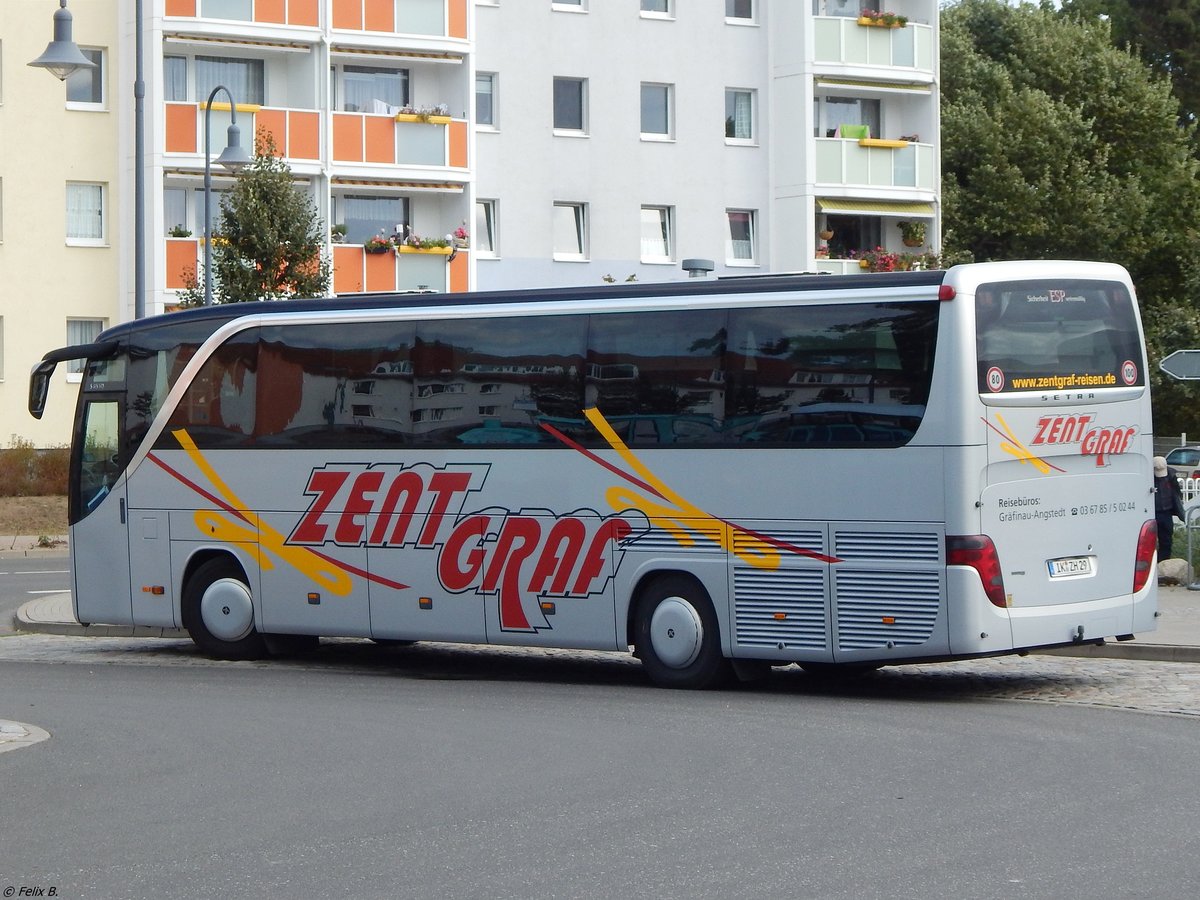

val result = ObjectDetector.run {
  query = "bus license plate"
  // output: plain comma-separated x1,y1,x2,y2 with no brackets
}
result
1048,556,1093,578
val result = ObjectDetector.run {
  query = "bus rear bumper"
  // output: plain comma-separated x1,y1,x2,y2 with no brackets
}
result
1008,586,1155,650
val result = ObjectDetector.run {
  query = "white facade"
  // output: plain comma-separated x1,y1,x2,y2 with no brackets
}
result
0,0,940,444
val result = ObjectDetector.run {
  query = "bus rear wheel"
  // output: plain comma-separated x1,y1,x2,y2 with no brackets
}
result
634,575,731,689
183,557,267,660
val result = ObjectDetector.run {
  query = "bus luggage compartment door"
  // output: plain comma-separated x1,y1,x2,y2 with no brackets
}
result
829,522,949,663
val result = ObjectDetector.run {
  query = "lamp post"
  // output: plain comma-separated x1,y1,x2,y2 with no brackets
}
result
27,0,94,80
202,85,252,306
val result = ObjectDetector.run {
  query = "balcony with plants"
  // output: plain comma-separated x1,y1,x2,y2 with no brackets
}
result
812,4,935,74
813,218,938,274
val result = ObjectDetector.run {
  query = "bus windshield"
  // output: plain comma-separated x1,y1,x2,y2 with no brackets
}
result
975,279,1144,395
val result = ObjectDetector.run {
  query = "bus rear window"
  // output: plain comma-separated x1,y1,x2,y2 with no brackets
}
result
976,279,1144,395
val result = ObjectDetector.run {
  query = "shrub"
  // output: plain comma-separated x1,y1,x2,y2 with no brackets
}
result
0,440,69,497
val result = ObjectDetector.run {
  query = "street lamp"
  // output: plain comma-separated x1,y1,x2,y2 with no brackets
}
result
202,85,253,306
27,0,95,81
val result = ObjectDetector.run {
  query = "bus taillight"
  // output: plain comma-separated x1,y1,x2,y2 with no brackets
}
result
1133,519,1157,594
947,534,1007,608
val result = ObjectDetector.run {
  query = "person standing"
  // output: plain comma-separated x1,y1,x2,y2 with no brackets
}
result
1154,456,1187,558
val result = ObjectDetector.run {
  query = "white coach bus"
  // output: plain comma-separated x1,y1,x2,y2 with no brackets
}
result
30,261,1157,687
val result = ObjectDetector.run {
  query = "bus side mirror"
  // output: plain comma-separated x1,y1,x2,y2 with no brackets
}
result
28,358,57,420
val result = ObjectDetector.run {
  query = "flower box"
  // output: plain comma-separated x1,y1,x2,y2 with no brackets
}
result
858,138,910,149
398,245,453,255
857,13,907,28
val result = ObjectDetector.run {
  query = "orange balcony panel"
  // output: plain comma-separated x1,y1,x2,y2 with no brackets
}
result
289,111,320,160
364,117,396,164
332,0,362,29
449,120,468,169
449,250,469,293
166,103,198,153
333,114,364,162
289,0,319,26
449,0,468,39
165,0,196,16
165,239,199,290
363,0,395,33
257,0,286,23
256,109,287,156
364,250,397,292
334,246,365,293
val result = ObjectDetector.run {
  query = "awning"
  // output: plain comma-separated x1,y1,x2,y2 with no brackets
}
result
818,199,935,218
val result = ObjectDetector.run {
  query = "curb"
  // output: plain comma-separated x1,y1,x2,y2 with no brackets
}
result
14,601,188,640
1037,643,1200,664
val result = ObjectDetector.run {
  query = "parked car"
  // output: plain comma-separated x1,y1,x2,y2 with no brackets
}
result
1165,446,1200,479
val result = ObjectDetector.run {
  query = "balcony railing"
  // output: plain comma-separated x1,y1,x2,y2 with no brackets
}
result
166,102,322,161
165,0,319,27
331,112,468,169
331,0,469,38
333,244,469,294
814,138,935,190
812,16,934,72
165,1,469,39
165,239,470,294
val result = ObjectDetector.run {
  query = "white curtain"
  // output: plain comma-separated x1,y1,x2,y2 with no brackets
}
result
66,184,103,240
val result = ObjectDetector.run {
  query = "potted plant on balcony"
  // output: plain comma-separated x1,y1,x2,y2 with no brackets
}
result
897,220,926,247
364,234,394,254
818,226,834,241
858,10,909,27
168,224,192,238
331,223,347,243
453,225,470,249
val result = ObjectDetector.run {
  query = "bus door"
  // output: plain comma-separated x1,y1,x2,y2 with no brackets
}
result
71,394,133,626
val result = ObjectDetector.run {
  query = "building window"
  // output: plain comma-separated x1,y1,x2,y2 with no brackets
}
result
476,72,497,127
66,183,105,245
726,0,754,20
476,200,497,256
338,195,409,244
553,203,587,260
726,210,756,264
66,48,104,107
164,188,189,236
641,0,671,14
640,207,673,262
164,55,187,101
818,96,881,139
640,83,673,138
553,78,587,132
341,65,409,113
552,0,586,9
66,319,106,374
196,56,265,105
822,0,860,17
725,89,754,142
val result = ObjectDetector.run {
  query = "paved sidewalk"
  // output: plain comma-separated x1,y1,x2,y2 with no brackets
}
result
8,539,1200,662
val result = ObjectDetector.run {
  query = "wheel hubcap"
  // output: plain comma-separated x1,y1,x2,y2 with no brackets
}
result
200,577,254,642
649,597,703,669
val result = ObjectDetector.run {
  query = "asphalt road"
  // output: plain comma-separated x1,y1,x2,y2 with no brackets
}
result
3,652,1199,900
0,556,70,634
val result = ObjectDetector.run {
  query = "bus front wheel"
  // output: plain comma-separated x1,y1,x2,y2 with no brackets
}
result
634,575,731,689
183,557,267,660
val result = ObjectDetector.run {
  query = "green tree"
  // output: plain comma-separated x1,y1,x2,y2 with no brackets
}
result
1057,0,1200,126
184,131,331,304
942,0,1200,435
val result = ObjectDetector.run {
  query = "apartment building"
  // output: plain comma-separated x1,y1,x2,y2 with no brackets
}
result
0,0,939,443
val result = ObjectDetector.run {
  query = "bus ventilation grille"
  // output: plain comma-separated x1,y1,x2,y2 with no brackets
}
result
733,567,827,650
833,530,941,561
835,570,940,650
